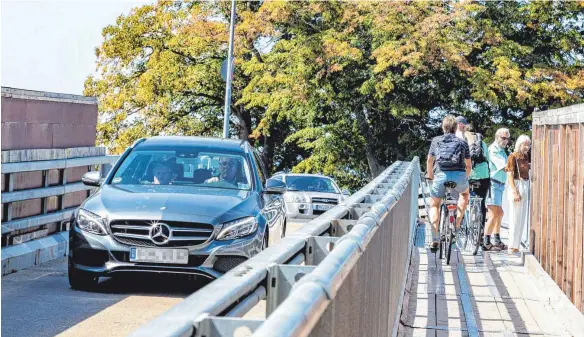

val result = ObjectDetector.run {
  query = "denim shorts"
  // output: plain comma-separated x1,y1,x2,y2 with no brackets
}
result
486,180,505,207
430,171,469,199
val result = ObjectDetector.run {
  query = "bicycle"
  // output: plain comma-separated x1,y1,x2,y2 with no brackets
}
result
425,177,458,265
457,180,483,255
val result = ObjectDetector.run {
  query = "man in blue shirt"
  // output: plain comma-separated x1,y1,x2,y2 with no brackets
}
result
426,115,472,248
485,128,510,251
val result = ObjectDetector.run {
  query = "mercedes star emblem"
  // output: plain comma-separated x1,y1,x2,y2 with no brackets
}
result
149,223,171,245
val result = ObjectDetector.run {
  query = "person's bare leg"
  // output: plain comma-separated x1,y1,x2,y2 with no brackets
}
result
494,209,503,233
485,206,500,236
493,208,506,248
429,197,441,246
455,189,470,228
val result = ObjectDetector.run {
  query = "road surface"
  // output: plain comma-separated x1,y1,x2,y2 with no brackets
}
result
2,221,305,337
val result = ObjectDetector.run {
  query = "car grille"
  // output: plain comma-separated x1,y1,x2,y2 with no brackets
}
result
213,256,247,273
109,220,214,248
311,197,338,205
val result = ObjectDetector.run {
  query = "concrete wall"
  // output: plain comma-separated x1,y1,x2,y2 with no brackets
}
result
1,87,98,150
1,87,99,223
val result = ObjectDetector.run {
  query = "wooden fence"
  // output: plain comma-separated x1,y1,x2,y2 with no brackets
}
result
530,103,584,313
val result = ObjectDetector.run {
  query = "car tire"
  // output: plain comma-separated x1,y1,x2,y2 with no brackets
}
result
280,220,287,239
68,258,99,291
262,233,268,250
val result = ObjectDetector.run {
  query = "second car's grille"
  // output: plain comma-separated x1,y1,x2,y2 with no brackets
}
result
109,220,214,247
311,197,338,205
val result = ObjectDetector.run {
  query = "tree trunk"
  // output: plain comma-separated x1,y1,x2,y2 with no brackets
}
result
262,134,275,173
366,150,384,178
232,108,251,141
355,108,384,178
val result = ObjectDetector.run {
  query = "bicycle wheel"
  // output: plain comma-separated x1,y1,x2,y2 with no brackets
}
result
457,213,470,252
439,205,446,259
446,220,454,265
471,202,483,255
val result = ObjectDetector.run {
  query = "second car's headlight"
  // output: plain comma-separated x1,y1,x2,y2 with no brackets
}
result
76,209,107,235
286,193,308,203
216,217,258,241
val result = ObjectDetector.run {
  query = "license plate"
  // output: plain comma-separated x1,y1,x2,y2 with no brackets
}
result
129,247,189,265
313,204,333,211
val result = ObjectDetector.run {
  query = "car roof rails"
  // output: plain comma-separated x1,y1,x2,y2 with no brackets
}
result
131,137,148,148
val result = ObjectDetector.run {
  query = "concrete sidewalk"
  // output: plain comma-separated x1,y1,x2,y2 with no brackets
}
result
399,225,573,337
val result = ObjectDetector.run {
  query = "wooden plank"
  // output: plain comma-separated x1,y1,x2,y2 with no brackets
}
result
550,126,559,280
545,126,554,274
563,126,572,295
566,127,576,301
581,123,584,312
556,125,567,287
533,125,542,257
530,125,538,255
540,126,549,269
574,124,584,311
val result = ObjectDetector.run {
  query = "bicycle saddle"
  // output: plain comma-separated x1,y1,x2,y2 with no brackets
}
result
443,181,457,189
469,180,481,189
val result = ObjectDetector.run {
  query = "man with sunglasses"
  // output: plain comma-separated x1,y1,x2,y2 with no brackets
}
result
205,157,239,185
484,128,510,251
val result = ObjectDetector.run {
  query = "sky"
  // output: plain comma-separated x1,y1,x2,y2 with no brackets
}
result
1,0,151,95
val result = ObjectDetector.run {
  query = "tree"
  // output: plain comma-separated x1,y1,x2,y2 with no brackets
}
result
87,0,584,190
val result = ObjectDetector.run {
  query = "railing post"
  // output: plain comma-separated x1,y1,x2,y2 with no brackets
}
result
59,168,67,211
41,170,49,214
5,173,14,222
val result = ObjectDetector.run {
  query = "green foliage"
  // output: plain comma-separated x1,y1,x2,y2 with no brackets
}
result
87,0,584,191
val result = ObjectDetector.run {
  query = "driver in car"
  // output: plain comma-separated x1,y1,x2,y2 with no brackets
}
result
205,157,238,185
152,161,174,185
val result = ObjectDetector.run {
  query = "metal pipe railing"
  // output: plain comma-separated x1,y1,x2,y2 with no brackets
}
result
252,158,419,337
129,160,418,337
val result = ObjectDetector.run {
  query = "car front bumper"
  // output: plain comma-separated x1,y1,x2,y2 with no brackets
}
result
69,223,264,279
285,202,338,219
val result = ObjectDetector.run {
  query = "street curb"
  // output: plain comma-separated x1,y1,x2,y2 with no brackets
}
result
1,232,69,276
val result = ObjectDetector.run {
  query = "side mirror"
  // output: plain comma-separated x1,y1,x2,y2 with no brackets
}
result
265,178,287,194
82,171,103,187
342,189,351,196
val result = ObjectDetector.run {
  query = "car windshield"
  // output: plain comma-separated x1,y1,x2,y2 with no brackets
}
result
109,147,252,191
285,176,339,194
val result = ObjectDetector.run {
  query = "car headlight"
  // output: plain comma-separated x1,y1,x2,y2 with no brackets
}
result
76,209,107,235
216,217,258,241
286,193,308,203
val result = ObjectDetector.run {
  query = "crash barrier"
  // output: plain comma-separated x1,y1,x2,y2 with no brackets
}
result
130,158,420,337
1,147,119,275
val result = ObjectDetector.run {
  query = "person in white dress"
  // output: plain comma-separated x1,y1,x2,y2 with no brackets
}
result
505,135,531,253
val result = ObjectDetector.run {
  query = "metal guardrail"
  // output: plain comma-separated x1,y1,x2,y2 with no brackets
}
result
129,158,420,337
1,155,119,236
1,153,119,275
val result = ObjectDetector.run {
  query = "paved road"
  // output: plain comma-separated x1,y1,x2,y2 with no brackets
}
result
2,221,305,337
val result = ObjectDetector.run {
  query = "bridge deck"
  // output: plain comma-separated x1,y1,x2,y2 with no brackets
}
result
401,225,572,337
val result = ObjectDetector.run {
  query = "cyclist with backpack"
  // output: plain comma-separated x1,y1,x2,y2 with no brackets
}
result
426,115,472,248
456,117,490,228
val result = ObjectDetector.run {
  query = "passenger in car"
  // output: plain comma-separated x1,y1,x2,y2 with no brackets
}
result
205,157,239,185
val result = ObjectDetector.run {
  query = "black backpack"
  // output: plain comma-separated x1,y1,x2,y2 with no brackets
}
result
435,135,465,170
468,133,486,165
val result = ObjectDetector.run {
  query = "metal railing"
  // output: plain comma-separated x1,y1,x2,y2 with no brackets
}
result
1,149,119,275
130,158,420,337
2,154,119,237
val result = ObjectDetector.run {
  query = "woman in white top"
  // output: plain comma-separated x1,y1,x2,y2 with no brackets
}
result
505,135,531,253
